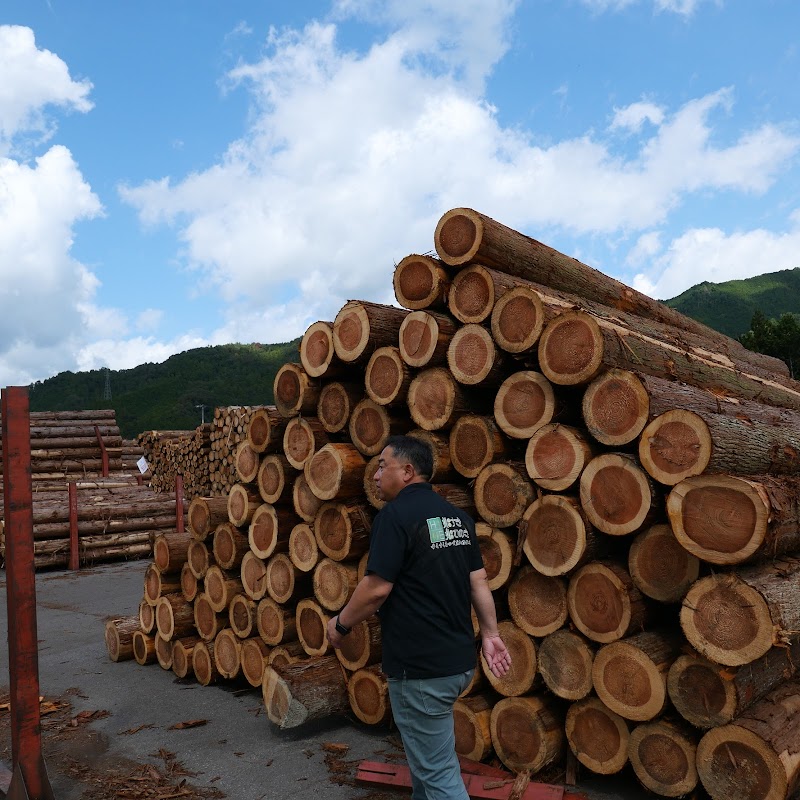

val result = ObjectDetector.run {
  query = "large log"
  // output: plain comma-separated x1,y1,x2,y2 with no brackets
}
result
212,522,249,571
365,346,412,407
288,522,319,573
447,324,507,387
695,678,800,800
246,406,285,454
143,563,182,606
667,640,800,729
667,474,800,566
628,719,699,798
295,598,332,657
567,561,648,644
203,565,244,614
192,640,219,686
332,300,409,364
592,630,682,722
104,615,139,662
507,565,568,638
393,254,452,311
171,635,201,679
187,540,213,580
228,593,257,639
454,692,498,762
537,629,594,701
494,371,564,440
538,310,800,410
313,557,358,612
193,592,229,642
213,628,242,680
180,562,198,602
234,441,260,485
292,474,325,523
474,461,536,528
257,597,297,646
227,484,261,528
524,423,594,492
475,523,515,591
335,616,382,672
155,593,195,640
480,620,537,697
398,310,458,369
680,557,800,666
273,363,321,419
448,414,508,479
316,381,362,434
348,399,411,457
299,321,340,379
265,553,311,605
640,407,800,486
521,494,605,577
240,550,269,601
490,285,553,354
579,453,661,536
257,455,297,506
248,503,295,560
241,637,272,687
282,416,329,470
627,523,699,603
565,696,630,775
188,496,229,542
433,207,788,376
132,631,157,666
262,655,350,729
348,665,391,726
489,695,565,774
406,367,476,431
313,501,373,562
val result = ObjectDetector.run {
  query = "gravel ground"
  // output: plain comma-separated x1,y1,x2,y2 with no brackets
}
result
0,560,645,800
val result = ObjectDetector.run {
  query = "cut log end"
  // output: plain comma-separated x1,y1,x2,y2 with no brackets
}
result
494,371,555,439
393,254,450,311
539,312,604,386
628,720,698,797
491,286,545,354
628,524,699,603
638,409,712,485
537,630,594,701
434,208,483,266
582,369,650,446
300,321,336,378
565,697,629,775
525,423,591,492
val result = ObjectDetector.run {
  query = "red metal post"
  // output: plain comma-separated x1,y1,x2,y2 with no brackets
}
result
68,480,79,571
175,474,185,534
94,423,109,477
2,386,55,799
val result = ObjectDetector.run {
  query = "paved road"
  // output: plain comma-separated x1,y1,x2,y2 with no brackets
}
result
0,561,641,799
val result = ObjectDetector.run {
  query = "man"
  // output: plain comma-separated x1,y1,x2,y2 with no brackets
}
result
327,435,511,800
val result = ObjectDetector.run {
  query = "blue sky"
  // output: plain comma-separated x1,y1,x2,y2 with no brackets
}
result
1,0,799,385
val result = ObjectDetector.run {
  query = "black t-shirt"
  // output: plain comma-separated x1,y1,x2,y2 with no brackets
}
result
366,482,483,678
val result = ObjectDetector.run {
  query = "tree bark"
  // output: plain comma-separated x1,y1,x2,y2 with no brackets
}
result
132,630,157,666
300,321,340,378
155,593,195,640
667,474,800,566
262,655,350,729
667,640,800,729
333,300,410,364
188,496,229,541
680,557,800,666
695,678,800,800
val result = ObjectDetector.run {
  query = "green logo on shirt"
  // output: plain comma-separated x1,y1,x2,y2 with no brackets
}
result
426,517,446,543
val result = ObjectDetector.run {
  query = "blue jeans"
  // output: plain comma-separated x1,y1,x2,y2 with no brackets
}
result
388,670,474,800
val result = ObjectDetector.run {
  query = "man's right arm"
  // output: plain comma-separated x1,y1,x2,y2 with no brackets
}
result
470,568,511,678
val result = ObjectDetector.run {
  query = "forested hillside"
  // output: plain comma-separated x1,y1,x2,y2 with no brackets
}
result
28,341,299,438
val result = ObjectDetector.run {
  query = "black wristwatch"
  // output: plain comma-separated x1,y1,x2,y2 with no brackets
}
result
335,615,352,636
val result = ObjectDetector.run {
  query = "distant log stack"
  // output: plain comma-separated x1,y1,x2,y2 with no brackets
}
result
0,409,187,571
138,425,213,499
104,208,800,798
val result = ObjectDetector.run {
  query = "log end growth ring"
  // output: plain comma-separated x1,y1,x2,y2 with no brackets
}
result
333,301,370,362
491,286,545,354
667,475,767,565
582,369,649,446
680,574,773,666
521,495,585,576
300,321,335,377
434,207,483,266
393,254,444,310
449,265,494,323
539,311,603,386
494,371,554,439
638,409,712,485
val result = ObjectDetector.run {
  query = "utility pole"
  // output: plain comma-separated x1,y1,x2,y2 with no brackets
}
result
195,403,208,425
103,368,112,401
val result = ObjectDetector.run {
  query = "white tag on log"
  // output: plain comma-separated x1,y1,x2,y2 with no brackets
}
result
137,456,149,474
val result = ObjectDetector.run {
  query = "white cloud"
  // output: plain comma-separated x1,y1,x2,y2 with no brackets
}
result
136,309,165,333
633,217,800,299
121,8,799,348
0,25,93,154
75,333,210,374
580,0,715,15
610,100,665,132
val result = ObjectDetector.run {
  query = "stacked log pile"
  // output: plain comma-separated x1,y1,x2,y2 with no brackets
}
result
0,409,185,570
137,426,213,499
106,207,800,800
209,406,269,496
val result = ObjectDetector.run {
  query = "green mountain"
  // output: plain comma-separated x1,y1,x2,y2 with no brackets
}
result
28,340,300,438
664,267,800,339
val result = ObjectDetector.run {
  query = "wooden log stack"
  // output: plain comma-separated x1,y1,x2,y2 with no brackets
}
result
138,425,213,499
105,208,800,799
